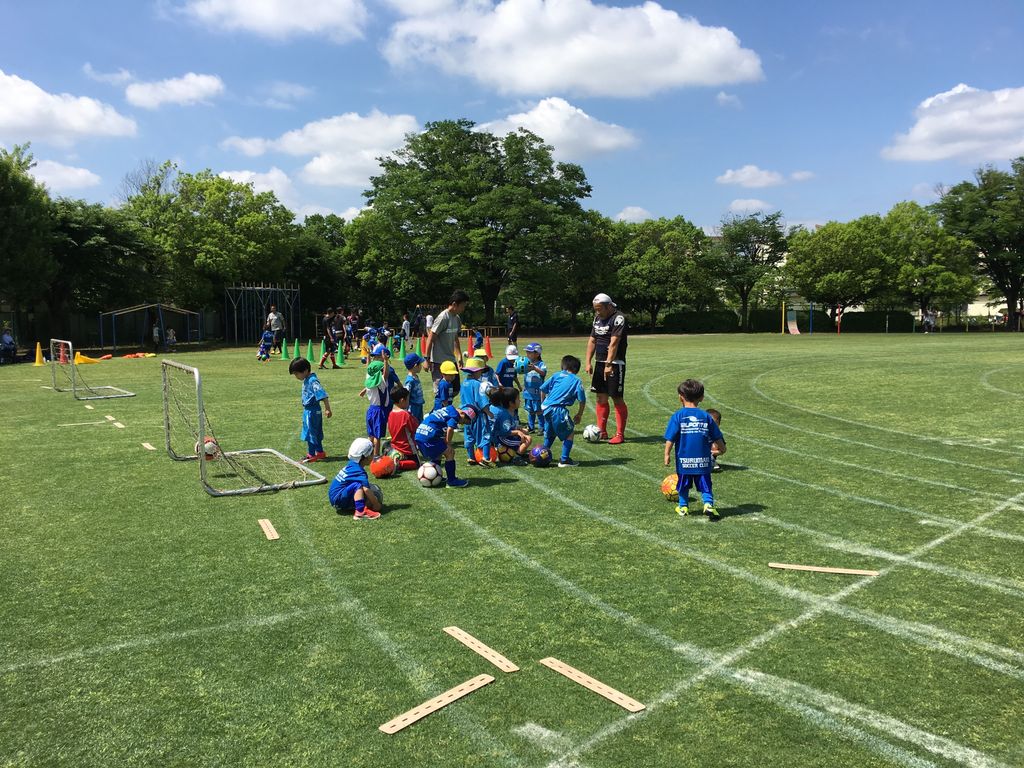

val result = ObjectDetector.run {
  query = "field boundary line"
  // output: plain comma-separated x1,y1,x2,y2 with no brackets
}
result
980,367,1024,399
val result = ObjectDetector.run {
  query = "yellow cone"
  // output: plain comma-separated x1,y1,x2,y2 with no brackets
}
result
74,351,100,364
33,342,44,366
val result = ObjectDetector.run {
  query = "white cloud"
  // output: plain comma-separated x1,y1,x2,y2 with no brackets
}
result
614,206,652,223
182,0,367,42
219,166,297,207
790,170,815,181
126,73,225,109
729,198,772,213
83,63,134,86
258,80,314,110
0,69,136,146
30,159,102,190
384,0,763,97
222,109,419,187
883,83,1024,162
479,97,637,160
716,91,742,108
717,164,785,188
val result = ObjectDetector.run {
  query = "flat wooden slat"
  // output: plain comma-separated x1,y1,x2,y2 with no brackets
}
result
142,442,156,451
443,626,519,673
84,404,94,410
258,519,280,541
539,657,644,712
104,415,116,421
113,422,126,429
379,674,494,734
769,562,879,577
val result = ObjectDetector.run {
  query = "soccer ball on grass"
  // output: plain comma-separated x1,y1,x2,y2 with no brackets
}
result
660,474,678,501
195,436,221,460
529,446,552,467
367,483,384,506
370,455,397,478
582,424,602,443
495,444,515,463
417,461,444,487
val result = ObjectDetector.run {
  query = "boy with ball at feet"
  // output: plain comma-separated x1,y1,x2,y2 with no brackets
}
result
414,404,478,487
664,379,726,519
539,355,587,468
329,438,382,520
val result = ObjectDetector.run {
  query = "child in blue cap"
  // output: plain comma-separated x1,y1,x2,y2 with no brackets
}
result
403,352,426,421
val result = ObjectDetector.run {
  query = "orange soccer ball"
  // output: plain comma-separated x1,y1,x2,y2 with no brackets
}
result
370,455,397,478
660,473,678,501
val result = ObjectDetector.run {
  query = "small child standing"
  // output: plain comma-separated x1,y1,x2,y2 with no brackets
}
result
521,342,547,433
434,360,458,411
289,357,332,463
329,438,382,520
359,347,392,458
403,352,426,421
387,385,421,472
706,408,723,472
460,357,492,466
257,324,274,361
664,379,726,519
495,345,521,390
539,355,587,468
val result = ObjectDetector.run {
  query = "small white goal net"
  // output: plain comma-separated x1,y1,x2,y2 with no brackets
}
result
161,359,326,496
50,339,135,400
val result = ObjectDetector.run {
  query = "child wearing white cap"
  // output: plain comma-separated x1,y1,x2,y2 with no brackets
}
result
329,438,382,520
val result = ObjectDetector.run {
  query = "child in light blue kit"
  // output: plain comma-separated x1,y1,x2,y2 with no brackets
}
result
460,357,493,466
289,357,332,463
521,342,547,433
329,438,382,520
539,355,586,468
403,352,426,422
663,379,726,520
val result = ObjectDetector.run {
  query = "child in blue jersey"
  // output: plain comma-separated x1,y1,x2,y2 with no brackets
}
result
403,352,426,421
257,325,274,361
414,404,478,488
460,357,493,466
521,342,547,433
359,345,392,458
495,345,522,390
329,437,382,520
487,387,533,463
539,355,587,468
289,357,332,463
434,360,458,410
663,379,726,519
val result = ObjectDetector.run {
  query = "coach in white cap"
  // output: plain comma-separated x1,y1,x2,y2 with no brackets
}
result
585,293,629,444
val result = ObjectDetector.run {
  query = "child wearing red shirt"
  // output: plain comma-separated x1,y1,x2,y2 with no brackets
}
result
387,385,420,472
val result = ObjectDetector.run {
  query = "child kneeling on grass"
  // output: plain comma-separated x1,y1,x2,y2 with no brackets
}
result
488,386,532,464
387,385,421,472
329,438,382,520
663,379,726,520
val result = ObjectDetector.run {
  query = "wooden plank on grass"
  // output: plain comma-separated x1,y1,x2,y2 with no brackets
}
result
142,442,156,451
769,562,879,577
538,657,644,712
104,415,116,421
258,519,280,541
379,674,494,734
113,422,126,429
84,404,94,410
443,626,519,673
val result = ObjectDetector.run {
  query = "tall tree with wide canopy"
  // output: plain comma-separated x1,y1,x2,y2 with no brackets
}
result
364,120,591,323
932,158,1024,330
0,144,54,313
714,211,787,329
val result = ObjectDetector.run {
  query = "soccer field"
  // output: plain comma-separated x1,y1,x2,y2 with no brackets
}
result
2,334,1023,767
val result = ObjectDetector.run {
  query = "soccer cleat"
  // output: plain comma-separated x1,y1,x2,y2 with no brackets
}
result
557,458,579,468
599,431,609,441
446,477,469,488
608,434,625,445
466,458,478,466
302,451,326,464
703,503,720,520
301,453,316,463
477,456,495,468
354,509,381,520
676,505,689,517
712,461,722,473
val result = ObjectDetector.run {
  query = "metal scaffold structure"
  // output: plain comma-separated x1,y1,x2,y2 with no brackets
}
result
224,283,301,346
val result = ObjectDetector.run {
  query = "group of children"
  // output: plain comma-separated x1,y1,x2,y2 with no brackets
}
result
289,342,727,522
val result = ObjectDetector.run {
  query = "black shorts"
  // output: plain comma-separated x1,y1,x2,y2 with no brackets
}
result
590,361,625,398
323,337,337,353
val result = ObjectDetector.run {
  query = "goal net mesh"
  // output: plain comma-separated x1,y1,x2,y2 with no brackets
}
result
50,339,135,400
161,359,326,496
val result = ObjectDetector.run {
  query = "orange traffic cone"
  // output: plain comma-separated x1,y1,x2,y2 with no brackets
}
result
33,342,44,366
484,336,493,358
59,343,68,364
467,334,475,357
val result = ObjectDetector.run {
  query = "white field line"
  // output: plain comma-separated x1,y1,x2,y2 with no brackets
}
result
279,492,520,765
513,723,574,754
410,478,970,768
512,469,1024,677
750,368,1020,457
980,367,1024,399
0,605,339,675
572,443,1024,601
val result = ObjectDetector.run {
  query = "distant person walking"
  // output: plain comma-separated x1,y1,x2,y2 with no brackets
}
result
422,290,469,399
267,304,286,353
506,305,520,344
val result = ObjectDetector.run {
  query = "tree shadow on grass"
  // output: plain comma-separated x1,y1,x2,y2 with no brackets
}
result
578,456,635,468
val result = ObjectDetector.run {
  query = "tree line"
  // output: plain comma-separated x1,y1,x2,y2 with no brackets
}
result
3,122,1023,339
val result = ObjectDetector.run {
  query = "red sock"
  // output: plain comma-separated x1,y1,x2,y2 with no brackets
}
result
613,401,628,436
596,401,610,433
319,353,329,366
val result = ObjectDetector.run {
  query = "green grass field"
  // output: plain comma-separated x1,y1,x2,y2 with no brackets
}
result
2,334,1023,768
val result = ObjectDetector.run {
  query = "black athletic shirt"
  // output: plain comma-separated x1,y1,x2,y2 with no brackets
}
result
591,311,628,362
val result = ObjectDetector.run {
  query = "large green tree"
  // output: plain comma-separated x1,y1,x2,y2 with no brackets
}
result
932,158,1024,330
288,213,352,314
364,120,592,323
0,144,54,312
714,211,787,329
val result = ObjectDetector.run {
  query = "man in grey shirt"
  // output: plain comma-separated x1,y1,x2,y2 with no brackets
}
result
422,290,469,398
267,305,285,354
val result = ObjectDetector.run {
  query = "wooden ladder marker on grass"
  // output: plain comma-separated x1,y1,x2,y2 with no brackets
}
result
538,657,645,712
258,519,280,541
379,674,494,734
84,404,94,410
104,415,116,421
769,562,879,577
142,442,156,451
443,626,519,673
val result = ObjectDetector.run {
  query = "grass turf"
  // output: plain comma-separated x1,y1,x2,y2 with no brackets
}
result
1,333,1023,767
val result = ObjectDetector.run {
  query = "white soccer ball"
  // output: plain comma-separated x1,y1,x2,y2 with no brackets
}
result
368,483,384,506
195,436,221,460
582,424,602,443
417,461,444,488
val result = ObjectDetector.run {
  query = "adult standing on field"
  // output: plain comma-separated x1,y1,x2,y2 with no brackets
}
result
506,305,520,344
267,304,285,354
423,290,469,398
585,293,629,444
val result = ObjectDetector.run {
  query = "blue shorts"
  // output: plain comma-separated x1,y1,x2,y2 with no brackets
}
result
676,473,713,497
497,435,522,450
415,435,447,462
301,407,323,442
543,406,575,442
523,396,542,412
366,405,387,438
329,479,364,510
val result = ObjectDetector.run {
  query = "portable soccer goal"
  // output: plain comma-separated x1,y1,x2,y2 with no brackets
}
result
161,359,326,497
50,339,136,400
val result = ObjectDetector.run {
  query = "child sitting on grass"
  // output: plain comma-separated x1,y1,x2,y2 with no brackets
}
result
663,379,726,519
488,386,533,464
329,438,382,520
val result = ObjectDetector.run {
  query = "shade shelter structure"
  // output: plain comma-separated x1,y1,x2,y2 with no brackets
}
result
99,303,203,353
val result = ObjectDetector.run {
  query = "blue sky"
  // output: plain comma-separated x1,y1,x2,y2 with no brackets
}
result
2,0,1023,231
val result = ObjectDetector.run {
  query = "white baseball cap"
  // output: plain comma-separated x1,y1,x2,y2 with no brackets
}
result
505,344,519,360
592,293,616,306
348,437,374,459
